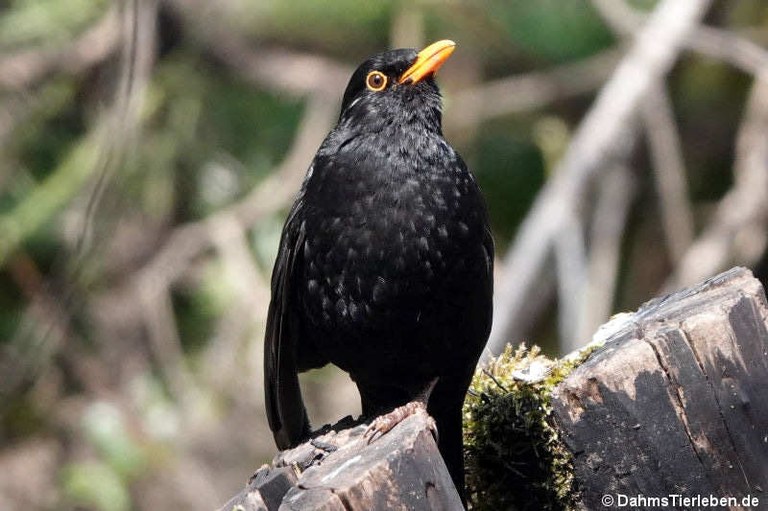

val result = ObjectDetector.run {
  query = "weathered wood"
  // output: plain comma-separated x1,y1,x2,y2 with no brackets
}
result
217,413,461,511
551,266,768,508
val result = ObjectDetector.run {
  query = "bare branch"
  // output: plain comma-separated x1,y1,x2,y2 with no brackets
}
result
448,49,621,129
485,0,712,359
0,7,120,91
0,255,75,397
390,3,424,50
595,0,696,264
592,0,768,75
687,26,768,76
554,215,587,352
642,82,695,263
137,94,337,293
136,280,201,409
201,214,271,396
165,0,351,100
578,166,635,344
75,0,159,259
665,75,768,289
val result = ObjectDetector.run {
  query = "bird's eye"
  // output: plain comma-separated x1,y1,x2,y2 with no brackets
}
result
366,71,388,92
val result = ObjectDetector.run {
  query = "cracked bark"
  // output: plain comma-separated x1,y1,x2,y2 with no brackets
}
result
551,267,768,508
216,413,461,511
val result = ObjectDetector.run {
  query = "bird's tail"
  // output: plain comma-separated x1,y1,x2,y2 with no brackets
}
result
264,289,310,449
264,351,310,450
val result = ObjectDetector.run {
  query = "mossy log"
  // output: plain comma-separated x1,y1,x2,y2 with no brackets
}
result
218,267,768,510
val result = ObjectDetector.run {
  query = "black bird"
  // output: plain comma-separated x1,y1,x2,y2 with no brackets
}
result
264,40,493,501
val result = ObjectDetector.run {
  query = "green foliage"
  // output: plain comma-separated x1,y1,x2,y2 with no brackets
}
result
464,343,601,510
13,80,83,180
61,461,130,511
173,260,234,355
241,0,391,53
82,401,149,479
488,0,614,63
0,129,100,265
134,56,305,220
673,59,750,202
61,401,152,511
474,130,545,247
0,0,108,49
203,79,304,185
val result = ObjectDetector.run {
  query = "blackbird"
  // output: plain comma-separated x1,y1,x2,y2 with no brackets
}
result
264,40,493,501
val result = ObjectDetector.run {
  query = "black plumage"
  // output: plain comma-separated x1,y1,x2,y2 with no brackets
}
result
264,40,493,500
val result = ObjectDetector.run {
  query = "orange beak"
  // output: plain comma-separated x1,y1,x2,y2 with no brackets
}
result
398,40,456,85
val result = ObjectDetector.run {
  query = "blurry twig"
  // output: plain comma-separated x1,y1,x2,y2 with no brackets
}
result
137,94,336,291
592,0,768,289
642,83,695,264
0,254,75,397
686,26,768,76
0,0,155,265
591,0,768,75
578,166,635,344
166,0,350,100
594,0,695,266
0,132,103,265
554,214,587,351
448,49,621,128
133,93,335,415
0,0,156,265
0,6,120,160
0,94,35,149
390,3,424,49
137,282,200,409
209,44,351,101
0,6,120,91
0,0,156,398
485,0,712,359
666,76,768,289
201,214,271,396
77,0,158,258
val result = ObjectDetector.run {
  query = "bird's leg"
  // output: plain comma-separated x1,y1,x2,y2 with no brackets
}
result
363,377,439,444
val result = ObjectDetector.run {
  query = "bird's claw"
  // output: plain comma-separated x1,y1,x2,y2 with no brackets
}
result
425,414,438,442
363,400,436,445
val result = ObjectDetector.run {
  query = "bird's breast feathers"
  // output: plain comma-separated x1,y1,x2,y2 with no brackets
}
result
299,165,486,330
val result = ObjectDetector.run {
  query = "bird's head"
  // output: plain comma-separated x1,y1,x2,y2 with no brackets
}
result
338,40,456,134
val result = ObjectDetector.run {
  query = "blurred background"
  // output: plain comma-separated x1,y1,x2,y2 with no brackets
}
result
0,0,766,509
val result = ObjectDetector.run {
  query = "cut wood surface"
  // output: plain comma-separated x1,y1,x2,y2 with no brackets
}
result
552,266,768,509
217,413,461,511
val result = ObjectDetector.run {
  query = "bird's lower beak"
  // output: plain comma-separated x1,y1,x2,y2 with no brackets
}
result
398,40,456,85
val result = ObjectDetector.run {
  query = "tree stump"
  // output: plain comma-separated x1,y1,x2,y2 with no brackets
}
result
217,413,461,511
551,266,768,509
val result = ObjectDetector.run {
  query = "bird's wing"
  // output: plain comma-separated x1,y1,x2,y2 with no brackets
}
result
483,224,495,292
264,190,310,450
482,223,495,335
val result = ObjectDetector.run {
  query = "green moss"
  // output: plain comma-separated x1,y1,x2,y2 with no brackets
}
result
463,342,601,510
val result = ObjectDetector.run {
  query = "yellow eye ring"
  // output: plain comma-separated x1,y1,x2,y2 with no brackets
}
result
366,71,388,92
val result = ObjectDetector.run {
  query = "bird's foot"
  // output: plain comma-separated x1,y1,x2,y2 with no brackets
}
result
363,400,437,444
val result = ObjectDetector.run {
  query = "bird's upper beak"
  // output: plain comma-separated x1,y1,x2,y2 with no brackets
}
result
398,40,456,85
